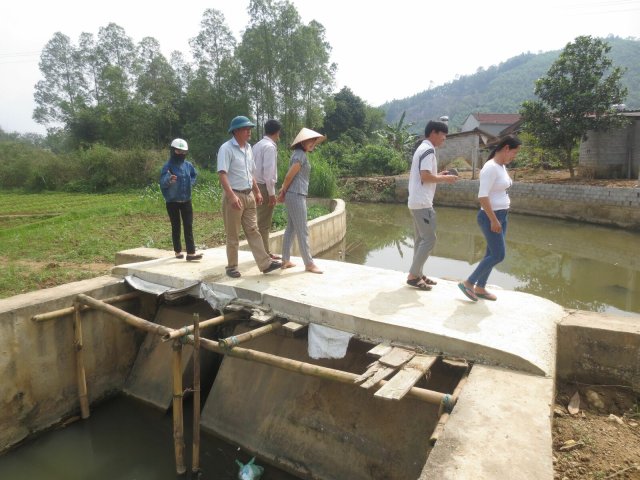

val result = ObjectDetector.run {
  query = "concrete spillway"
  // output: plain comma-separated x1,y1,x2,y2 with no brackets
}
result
111,246,563,479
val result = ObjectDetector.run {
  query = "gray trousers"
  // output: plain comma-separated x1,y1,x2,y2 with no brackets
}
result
409,207,437,277
256,183,275,254
282,191,313,266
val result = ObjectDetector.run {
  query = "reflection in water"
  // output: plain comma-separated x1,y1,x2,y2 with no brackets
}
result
320,203,640,316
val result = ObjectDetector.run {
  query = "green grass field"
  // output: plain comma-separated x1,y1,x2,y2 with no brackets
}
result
0,188,328,298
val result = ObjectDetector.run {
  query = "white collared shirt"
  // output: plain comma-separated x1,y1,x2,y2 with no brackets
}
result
253,136,278,196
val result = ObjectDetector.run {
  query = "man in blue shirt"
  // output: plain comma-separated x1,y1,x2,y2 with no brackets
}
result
217,116,282,278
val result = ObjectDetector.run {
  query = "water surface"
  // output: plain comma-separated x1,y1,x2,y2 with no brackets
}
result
321,203,640,316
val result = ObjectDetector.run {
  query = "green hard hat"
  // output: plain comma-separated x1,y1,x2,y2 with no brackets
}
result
228,116,256,133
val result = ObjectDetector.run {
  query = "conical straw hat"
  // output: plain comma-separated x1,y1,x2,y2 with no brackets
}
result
290,128,326,148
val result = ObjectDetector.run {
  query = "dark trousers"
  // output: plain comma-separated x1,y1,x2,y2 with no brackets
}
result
166,201,195,254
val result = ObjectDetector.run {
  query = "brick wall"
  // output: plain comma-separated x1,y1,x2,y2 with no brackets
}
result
394,177,640,229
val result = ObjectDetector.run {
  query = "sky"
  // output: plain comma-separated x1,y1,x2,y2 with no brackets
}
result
1,0,639,134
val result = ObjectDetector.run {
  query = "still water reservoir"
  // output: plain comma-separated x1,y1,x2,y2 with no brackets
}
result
1,202,638,479
320,203,640,317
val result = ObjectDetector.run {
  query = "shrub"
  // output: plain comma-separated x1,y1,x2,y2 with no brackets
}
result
277,147,337,198
345,144,406,176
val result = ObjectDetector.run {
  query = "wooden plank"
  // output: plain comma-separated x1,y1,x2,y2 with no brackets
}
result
359,365,396,389
374,355,437,401
378,347,415,368
281,321,308,338
283,321,305,333
367,343,392,358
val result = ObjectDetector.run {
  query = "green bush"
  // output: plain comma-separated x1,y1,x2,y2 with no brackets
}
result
345,144,406,176
277,147,337,198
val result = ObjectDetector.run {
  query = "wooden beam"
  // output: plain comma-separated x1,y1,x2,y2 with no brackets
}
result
374,355,437,401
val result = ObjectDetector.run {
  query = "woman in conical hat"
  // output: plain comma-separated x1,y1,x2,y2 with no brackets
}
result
277,128,326,273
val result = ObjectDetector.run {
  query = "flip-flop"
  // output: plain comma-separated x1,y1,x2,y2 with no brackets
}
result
475,292,497,301
407,278,432,291
457,282,478,302
421,276,437,286
262,261,282,274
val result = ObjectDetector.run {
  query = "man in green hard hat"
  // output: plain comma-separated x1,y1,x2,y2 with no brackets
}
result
217,116,282,278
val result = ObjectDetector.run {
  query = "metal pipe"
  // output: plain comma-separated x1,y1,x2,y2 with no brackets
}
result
32,291,140,322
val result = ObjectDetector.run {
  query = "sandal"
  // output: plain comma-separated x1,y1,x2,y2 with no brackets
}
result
457,282,478,302
475,291,497,301
407,278,432,291
422,276,437,286
262,261,282,274
281,261,296,269
226,268,241,278
186,253,203,261
175,253,184,259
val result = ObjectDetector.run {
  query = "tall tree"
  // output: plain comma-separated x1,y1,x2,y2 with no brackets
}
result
520,36,628,177
33,32,88,127
323,87,367,141
189,9,236,85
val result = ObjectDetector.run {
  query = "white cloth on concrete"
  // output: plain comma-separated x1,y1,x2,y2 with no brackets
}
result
307,323,353,359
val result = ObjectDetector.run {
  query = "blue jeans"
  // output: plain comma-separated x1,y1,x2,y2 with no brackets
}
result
467,209,508,288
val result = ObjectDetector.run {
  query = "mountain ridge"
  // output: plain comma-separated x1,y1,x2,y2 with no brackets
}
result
380,36,640,132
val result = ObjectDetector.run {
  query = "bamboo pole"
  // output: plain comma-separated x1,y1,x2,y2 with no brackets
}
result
73,301,90,419
172,340,186,475
218,321,283,349
429,369,470,445
162,311,242,342
77,294,447,406
32,292,140,322
196,337,446,406
75,294,173,337
192,313,201,475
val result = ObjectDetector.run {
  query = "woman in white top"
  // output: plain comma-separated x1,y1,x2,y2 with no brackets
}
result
458,136,522,302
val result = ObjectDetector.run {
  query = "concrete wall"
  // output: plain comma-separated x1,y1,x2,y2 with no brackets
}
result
0,276,148,453
556,311,640,391
115,198,347,266
394,177,640,229
243,198,346,257
436,134,479,167
579,118,640,179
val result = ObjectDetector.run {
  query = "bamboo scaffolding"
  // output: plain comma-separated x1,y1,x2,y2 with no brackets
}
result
172,341,186,474
192,313,201,475
32,292,140,322
73,302,90,419
218,321,283,349
161,311,242,342
429,369,471,445
76,294,173,336
77,294,448,407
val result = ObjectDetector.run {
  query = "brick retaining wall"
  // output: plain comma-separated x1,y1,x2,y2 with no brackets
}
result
394,176,640,230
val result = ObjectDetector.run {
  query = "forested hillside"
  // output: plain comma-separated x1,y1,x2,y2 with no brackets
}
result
381,36,640,131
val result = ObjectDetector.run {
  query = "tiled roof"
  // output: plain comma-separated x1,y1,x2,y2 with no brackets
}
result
473,113,521,124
